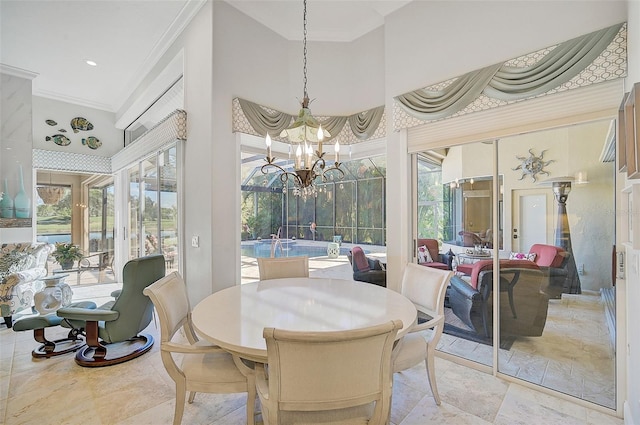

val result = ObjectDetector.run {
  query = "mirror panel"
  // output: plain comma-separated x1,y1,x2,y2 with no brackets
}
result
417,119,616,409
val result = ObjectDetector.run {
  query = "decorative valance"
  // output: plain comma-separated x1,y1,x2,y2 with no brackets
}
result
233,98,386,144
395,23,626,130
33,149,112,174
112,109,187,172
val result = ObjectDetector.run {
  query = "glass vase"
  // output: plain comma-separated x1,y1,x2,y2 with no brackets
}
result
0,178,14,218
14,165,31,219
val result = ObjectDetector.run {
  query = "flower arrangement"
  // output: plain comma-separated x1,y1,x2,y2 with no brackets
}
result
52,242,84,269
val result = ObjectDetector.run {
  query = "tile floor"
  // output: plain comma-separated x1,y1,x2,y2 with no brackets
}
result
0,253,624,424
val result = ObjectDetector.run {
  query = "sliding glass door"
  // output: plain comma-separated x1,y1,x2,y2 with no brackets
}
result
414,119,616,409
127,144,180,272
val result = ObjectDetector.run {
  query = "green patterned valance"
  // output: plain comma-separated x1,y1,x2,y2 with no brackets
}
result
395,23,626,128
233,98,385,144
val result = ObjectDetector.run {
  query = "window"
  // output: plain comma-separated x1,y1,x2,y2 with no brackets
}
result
127,145,179,272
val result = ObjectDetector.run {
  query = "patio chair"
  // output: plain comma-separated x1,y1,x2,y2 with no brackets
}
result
78,251,114,282
347,246,386,287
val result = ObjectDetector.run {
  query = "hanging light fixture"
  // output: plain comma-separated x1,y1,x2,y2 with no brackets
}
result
261,0,344,198
36,172,65,205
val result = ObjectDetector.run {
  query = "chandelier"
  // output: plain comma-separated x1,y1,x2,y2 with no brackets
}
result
261,0,344,198
36,172,65,205
37,186,65,205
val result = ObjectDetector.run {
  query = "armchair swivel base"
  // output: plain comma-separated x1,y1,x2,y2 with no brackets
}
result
74,329,154,367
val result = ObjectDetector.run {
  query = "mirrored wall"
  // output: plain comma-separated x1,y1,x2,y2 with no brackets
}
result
415,119,616,408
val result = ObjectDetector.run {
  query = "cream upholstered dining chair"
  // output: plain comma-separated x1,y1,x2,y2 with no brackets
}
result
257,256,309,280
256,320,403,425
392,263,453,405
143,272,257,425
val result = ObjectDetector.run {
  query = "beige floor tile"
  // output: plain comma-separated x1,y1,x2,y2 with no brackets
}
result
399,396,492,425
437,363,509,422
0,255,624,424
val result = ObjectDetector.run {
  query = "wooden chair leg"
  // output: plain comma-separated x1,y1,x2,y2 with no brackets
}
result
425,347,441,405
175,381,187,425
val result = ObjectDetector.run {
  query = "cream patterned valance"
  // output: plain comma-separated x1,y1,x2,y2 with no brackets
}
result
394,23,626,130
232,98,386,144
33,149,112,174
112,109,186,172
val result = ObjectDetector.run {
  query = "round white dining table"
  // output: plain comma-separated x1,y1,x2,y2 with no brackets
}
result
191,277,417,362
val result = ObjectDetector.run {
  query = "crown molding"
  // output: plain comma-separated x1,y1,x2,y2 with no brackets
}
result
0,64,38,80
33,89,114,112
115,50,184,130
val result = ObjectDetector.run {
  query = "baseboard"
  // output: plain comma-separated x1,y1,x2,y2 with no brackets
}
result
624,401,636,425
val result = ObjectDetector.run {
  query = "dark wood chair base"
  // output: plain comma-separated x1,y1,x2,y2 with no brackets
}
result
32,330,86,359
74,333,154,367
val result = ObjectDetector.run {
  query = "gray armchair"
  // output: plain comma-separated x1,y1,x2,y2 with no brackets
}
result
57,254,166,367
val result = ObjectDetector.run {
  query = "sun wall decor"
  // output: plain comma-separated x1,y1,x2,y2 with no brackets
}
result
512,149,554,182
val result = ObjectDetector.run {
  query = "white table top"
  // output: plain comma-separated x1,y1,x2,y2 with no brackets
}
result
191,277,417,362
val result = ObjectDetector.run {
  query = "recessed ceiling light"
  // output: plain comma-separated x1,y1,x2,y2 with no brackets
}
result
86,60,97,66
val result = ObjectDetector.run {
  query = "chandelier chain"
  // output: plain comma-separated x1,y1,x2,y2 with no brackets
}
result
302,0,308,101
260,0,345,196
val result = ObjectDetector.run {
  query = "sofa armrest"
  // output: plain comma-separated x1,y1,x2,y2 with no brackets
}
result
538,265,567,277
353,270,386,287
449,275,479,299
368,257,383,270
448,275,483,332
3,267,47,287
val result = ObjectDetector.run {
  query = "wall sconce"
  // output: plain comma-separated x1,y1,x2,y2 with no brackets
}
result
575,171,589,184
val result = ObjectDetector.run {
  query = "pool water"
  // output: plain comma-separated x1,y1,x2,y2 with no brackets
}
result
241,241,353,258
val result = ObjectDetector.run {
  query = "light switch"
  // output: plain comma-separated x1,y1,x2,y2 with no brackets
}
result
191,236,199,248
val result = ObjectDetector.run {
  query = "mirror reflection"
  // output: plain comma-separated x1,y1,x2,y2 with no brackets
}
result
416,119,616,409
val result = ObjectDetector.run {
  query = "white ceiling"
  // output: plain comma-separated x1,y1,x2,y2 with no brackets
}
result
0,0,410,113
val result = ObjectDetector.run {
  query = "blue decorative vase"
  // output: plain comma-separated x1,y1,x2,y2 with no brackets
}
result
14,165,31,219
0,178,14,218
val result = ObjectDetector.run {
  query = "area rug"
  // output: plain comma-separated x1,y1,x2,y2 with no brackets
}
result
418,309,516,350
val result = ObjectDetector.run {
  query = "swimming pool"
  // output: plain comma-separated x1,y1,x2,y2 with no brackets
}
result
241,240,354,258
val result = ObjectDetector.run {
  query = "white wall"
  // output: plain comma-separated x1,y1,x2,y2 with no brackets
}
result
624,1,639,423
32,96,121,157
384,1,628,97
1,72,34,243
299,29,385,115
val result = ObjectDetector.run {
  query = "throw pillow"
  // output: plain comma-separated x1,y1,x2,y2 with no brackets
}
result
417,245,434,263
509,252,537,262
